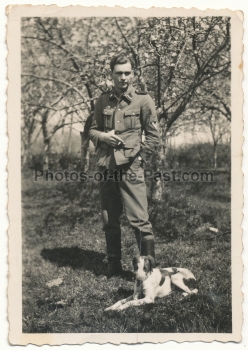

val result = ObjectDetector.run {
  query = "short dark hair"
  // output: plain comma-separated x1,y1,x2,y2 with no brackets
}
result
110,55,135,71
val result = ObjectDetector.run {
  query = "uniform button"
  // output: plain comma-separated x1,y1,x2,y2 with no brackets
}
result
117,121,120,123
132,113,135,115
116,131,120,135
118,108,121,111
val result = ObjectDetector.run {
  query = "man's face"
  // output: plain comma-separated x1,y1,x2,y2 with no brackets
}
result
111,62,133,93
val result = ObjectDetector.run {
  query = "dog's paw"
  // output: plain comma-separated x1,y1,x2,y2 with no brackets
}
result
178,292,189,301
105,304,120,311
104,306,113,312
116,304,129,311
112,306,122,312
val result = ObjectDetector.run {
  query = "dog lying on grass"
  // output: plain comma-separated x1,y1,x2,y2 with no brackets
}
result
105,255,198,311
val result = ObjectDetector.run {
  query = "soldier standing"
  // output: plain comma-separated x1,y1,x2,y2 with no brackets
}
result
89,54,159,276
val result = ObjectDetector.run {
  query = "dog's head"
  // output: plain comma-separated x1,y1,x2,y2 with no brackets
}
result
132,255,155,281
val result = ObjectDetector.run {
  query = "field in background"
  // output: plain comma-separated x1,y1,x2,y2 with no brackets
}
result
22,169,231,333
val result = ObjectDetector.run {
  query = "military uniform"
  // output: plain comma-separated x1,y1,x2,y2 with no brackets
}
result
89,85,159,264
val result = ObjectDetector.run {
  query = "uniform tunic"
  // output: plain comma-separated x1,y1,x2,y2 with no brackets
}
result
90,85,159,167
89,85,159,260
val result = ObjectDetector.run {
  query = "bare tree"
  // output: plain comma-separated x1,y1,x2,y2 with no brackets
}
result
21,16,230,175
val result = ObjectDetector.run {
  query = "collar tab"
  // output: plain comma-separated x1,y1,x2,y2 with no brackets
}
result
123,92,133,102
109,92,117,100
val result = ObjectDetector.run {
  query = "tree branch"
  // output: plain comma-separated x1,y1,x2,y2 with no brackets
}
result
22,35,82,71
22,73,87,101
165,89,195,131
212,93,231,120
203,21,230,71
115,18,138,68
192,18,201,72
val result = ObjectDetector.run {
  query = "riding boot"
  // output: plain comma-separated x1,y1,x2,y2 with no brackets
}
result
106,258,123,277
104,228,122,277
140,238,155,259
135,231,155,259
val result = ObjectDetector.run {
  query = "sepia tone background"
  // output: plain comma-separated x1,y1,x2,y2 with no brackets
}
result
21,16,231,172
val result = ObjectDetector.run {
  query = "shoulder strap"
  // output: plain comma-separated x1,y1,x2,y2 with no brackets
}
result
135,89,148,95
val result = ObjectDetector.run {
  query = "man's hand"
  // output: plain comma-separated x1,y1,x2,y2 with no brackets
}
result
99,130,125,148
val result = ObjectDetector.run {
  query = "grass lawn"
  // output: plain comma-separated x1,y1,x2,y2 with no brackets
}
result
22,169,231,333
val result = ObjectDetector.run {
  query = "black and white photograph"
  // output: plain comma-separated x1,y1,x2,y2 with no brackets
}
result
7,5,243,345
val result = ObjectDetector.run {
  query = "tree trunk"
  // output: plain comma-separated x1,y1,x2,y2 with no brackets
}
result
157,55,161,107
80,131,90,172
22,143,28,167
138,75,147,91
22,129,33,167
213,143,218,169
43,137,50,171
22,141,30,167
41,110,50,170
68,115,73,154
152,176,163,202
151,146,164,202
61,126,65,153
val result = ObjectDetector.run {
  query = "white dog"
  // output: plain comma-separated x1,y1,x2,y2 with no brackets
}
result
105,255,198,311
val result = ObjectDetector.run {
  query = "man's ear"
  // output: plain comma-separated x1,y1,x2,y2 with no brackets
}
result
109,71,113,80
129,69,134,82
147,255,155,270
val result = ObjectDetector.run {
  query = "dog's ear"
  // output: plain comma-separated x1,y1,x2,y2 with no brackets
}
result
147,255,155,270
132,256,139,271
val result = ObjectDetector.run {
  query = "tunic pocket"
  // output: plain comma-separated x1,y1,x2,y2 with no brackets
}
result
124,149,133,158
103,109,114,130
124,108,141,129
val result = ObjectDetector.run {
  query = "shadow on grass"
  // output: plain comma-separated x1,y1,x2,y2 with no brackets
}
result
41,246,105,272
41,246,133,281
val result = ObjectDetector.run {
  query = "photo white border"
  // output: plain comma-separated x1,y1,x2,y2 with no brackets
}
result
1,0,247,349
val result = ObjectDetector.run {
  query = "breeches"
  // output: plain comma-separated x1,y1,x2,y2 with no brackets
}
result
99,164,153,259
